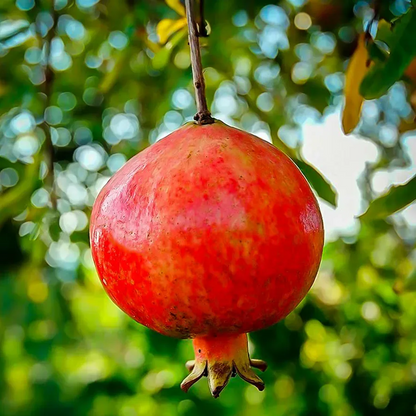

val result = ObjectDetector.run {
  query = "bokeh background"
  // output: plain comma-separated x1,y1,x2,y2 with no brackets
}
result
1,0,416,415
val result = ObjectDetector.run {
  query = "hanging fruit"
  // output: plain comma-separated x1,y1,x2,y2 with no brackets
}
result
90,0,324,398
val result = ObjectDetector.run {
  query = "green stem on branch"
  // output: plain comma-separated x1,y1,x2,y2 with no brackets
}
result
185,0,214,125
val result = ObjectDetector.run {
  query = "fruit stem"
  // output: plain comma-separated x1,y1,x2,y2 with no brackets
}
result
181,333,267,398
185,0,215,125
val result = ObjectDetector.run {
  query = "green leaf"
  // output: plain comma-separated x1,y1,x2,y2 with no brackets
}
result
375,19,393,45
360,9,416,99
367,41,388,63
295,160,337,207
152,27,187,70
360,175,416,221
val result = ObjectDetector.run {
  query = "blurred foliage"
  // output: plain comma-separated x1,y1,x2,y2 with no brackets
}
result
1,0,416,416
360,7,416,99
361,175,416,220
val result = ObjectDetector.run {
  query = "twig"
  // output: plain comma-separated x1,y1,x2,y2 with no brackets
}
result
185,0,214,125
37,4,57,208
42,39,55,196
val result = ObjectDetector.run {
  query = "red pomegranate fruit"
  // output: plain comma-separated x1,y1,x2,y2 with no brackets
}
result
90,120,324,397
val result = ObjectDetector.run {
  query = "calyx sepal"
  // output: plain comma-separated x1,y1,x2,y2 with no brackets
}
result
180,333,267,398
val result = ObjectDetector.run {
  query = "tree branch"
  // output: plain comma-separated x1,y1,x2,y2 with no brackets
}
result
37,4,58,208
185,0,214,125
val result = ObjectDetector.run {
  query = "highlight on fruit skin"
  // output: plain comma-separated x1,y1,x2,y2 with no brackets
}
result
90,120,324,397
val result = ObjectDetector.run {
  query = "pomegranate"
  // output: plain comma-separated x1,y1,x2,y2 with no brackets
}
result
90,120,324,397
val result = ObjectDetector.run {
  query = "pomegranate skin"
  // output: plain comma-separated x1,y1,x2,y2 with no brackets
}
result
90,121,324,339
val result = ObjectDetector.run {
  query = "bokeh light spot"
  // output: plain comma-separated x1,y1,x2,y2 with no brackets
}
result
172,89,194,110
0,168,19,187
31,188,50,208
232,10,248,27
45,106,63,125
57,92,77,111
10,112,36,134
75,145,105,172
109,31,128,50
107,153,127,173
294,13,312,30
16,0,35,10
256,92,274,112
110,114,139,140
13,134,39,158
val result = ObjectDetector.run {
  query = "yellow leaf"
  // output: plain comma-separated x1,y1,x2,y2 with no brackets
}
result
156,17,187,44
342,34,371,134
166,0,185,16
